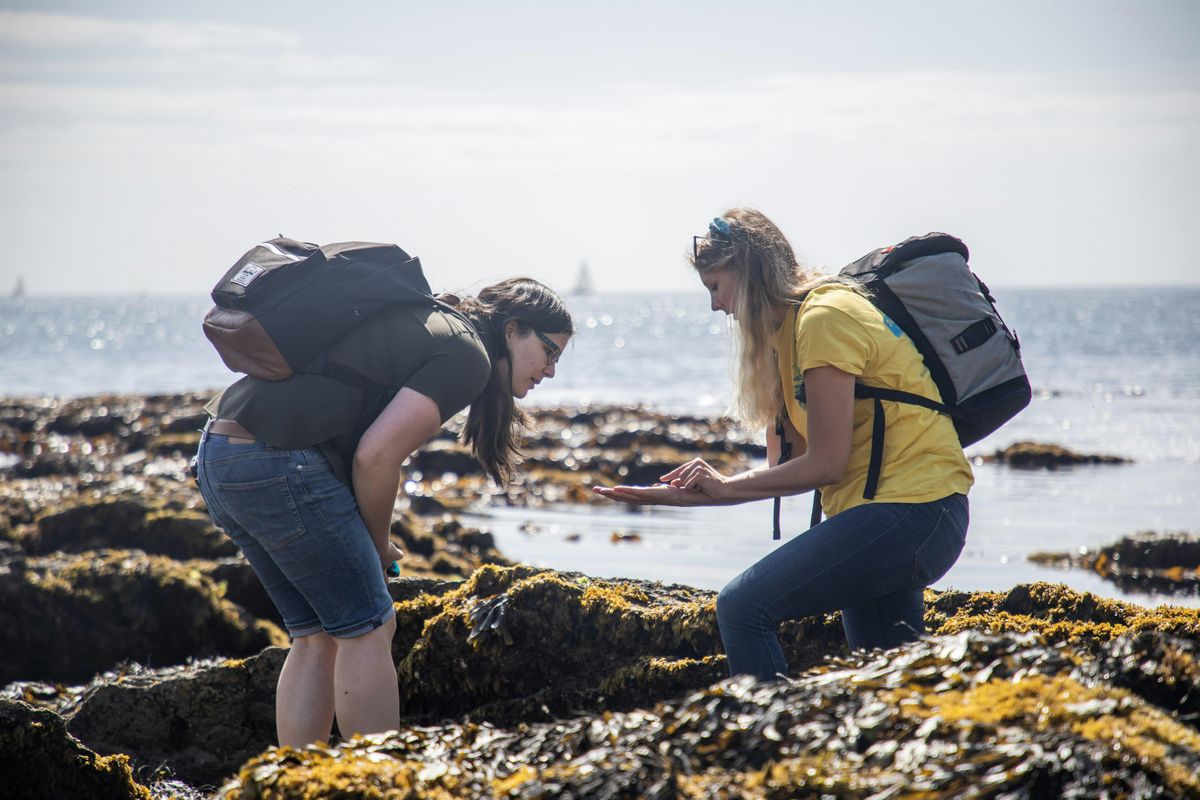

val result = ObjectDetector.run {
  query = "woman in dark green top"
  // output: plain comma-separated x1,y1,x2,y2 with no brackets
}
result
196,278,572,747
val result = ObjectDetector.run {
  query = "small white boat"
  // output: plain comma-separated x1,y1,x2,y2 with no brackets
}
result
571,261,594,296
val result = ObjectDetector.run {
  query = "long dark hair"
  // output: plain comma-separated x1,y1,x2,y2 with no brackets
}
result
450,278,573,484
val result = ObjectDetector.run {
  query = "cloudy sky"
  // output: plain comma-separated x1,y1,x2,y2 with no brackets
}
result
1,0,1196,296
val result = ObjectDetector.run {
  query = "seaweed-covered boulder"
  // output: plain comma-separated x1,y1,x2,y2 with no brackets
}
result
64,648,288,789
389,564,845,724
982,440,1132,468
927,581,1200,646
1030,531,1200,597
217,631,1200,799
29,499,237,560
0,549,285,684
0,698,150,800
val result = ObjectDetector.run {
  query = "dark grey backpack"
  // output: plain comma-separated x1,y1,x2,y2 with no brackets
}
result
202,237,440,393
776,233,1030,536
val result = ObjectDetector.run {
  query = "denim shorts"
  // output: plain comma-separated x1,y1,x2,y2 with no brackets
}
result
195,428,394,639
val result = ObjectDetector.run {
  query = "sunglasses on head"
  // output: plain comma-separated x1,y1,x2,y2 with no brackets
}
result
693,235,736,262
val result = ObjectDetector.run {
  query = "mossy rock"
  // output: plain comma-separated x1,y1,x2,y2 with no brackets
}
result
927,581,1200,646
26,496,235,560
217,630,1200,800
0,549,286,684
0,698,150,800
65,648,288,790
390,565,845,724
34,499,149,555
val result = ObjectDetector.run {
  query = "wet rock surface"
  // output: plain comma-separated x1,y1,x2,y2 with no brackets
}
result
980,440,1133,468
1030,531,1200,597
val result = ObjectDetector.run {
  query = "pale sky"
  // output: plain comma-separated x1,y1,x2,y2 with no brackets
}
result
1,0,1197,296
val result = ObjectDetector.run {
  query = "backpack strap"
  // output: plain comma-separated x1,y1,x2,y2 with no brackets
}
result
772,415,794,540
318,359,390,396
796,381,949,503
853,384,949,499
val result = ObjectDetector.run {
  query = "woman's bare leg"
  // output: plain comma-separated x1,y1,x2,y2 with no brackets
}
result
276,631,338,747
332,613,400,737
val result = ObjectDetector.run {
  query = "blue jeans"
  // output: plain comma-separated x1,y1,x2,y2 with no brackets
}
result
717,493,968,680
195,426,394,639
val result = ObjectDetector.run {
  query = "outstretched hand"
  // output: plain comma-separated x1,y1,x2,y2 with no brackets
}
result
592,458,736,506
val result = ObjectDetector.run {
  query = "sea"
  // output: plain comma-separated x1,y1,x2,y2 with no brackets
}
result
2,288,1198,606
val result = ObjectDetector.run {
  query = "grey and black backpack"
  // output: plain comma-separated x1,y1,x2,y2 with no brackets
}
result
202,237,443,394
775,232,1030,536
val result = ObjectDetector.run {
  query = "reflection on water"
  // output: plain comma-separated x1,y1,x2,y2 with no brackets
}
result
476,460,1200,608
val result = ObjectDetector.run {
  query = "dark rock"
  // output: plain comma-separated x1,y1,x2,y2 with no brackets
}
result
201,558,282,626
1029,531,1200,597
410,445,483,478
0,698,150,800
33,499,148,554
31,500,237,560
984,440,1133,468
0,550,285,684
66,648,287,789
160,413,209,435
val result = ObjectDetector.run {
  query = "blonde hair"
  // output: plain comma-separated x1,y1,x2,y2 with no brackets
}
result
691,208,858,429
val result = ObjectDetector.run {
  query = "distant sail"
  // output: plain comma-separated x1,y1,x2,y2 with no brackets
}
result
571,260,594,295
10,277,24,299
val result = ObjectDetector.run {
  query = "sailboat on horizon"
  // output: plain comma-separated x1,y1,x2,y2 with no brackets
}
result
10,276,25,299
570,260,594,296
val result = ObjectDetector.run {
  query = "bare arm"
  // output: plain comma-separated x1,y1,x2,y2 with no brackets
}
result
594,366,851,507
352,388,443,564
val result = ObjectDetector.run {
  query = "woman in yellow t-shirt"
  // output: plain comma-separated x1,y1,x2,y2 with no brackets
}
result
595,208,972,680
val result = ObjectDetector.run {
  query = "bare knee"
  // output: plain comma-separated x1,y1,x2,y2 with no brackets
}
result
289,630,337,661
292,630,336,649
336,612,396,649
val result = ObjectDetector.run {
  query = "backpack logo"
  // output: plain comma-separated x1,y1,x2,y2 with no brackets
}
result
230,263,265,287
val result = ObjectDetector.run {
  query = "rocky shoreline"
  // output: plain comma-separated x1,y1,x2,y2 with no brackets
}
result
2,393,1196,799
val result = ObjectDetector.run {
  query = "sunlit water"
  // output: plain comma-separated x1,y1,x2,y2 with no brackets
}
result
2,288,1198,605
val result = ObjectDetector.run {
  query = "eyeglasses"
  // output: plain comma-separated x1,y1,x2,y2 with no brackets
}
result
534,329,561,366
693,235,736,262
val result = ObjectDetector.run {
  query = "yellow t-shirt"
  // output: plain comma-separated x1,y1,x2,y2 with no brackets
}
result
775,283,973,517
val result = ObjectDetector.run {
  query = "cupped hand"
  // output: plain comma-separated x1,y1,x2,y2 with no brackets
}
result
592,483,719,507
658,457,730,495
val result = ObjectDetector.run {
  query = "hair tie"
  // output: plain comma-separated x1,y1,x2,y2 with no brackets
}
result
709,217,733,239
